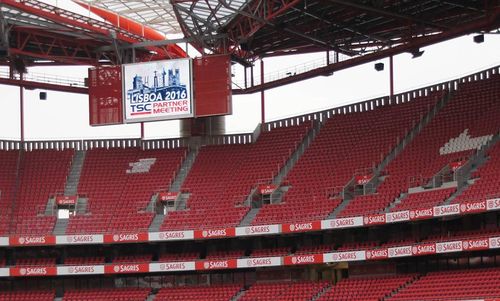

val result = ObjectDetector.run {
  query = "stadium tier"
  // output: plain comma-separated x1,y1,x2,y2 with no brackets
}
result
0,69,498,238
0,150,18,235
253,91,442,225
239,281,329,301
67,147,186,234
0,0,498,298
1,267,498,300
0,69,498,301
62,288,151,301
390,268,500,301
337,74,500,218
160,121,312,230
154,285,242,301
64,256,105,265
317,275,415,301
452,142,500,205
11,150,74,235
0,291,55,301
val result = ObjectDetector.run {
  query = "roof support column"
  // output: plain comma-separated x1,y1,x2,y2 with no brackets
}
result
389,55,394,104
260,59,265,128
19,73,25,144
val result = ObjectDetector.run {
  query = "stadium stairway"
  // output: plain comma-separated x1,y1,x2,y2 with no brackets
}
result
64,150,86,196
53,219,69,235
440,133,500,206
238,120,322,227
385,133,500,212
231,288,246,301
310,284,332,301
374,91,452,177
51,150,87,235
272,120,322,186
169,147,199,192
329,90,452,219
148,147,199,232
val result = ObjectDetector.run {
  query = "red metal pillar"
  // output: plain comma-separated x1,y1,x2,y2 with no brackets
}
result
20,73,25,143
260,59,265,127
389,55,394,103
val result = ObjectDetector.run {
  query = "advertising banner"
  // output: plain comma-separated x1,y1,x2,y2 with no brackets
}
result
57,265,104,275
56,235,103,245
238,257,282,268
9,235,56,246
158,192,179,202
148,231,193,241
235,225,280,237
123,59,193,122
321,216,364,230
149,261,195,272
55,196,78,206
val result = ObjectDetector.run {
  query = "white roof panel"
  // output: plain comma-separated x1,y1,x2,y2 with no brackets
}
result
81,0,181,35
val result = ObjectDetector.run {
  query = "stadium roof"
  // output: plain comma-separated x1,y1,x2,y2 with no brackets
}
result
0,0,498,93
79,0,182,35
170,0,499,66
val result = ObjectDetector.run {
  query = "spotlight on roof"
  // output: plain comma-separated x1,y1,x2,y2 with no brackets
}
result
410,48,424,58
473,34,484,44
374,62,384,71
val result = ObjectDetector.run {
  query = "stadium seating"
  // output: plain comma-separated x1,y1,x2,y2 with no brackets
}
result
63,288,151,301
15,257,56,267
0,72,498,236
160,122,312,230
317,275,414,301
66,148,186,234
452,143,500,204
0,150,18,235
0,291,55,301
250,247,291,257
390,187,455,212
336,241,378,251
391,267,500,300
159,252,199,262
12,150,74,235
239,281,329,301
113,254,152,263
294,244,334,255
154,284,241,301
422,228,500,243
253,92,442,225
205,250,245,260
338,75,500,217
64,256,105,265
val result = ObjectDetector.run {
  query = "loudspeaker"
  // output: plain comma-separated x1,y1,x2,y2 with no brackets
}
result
39,92,47,100
0,46,8,58
374,62,384,71
473,34,484,44
240,42,250,51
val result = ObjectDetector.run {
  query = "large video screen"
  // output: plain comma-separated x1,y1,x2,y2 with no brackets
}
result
122,58,193,123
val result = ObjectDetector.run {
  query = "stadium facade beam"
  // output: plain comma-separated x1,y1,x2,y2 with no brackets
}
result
0,77,88,94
